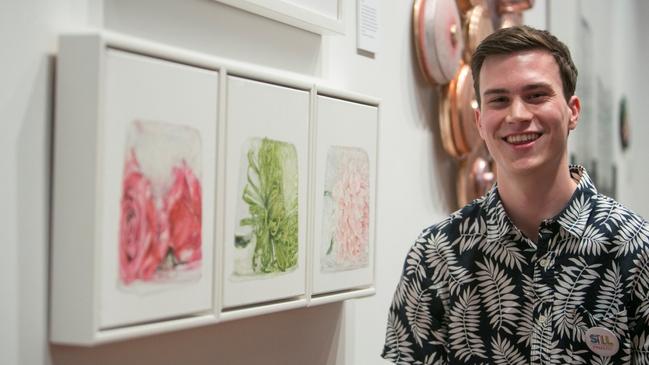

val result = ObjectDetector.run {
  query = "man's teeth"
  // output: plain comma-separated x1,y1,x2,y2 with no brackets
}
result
506,133,540,144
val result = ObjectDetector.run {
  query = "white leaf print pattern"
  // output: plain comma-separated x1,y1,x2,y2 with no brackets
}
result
404,277,433,347
553,257,602,341
405,238,428,281
479,236,526,271
629,247,649,324
612,215,649,258
595,263,628,337
492,334,526,365
557,225,608,256
421,352,446,365
593,195,629,233
557,194,591,237
517,273,535,347
393,235,430,309
533,265,554,304
455,215,486,254
633,331,649,365
448,287,487,361
486,194,510,242
629,247,649,302
425,231,473,296
475,259,520,334
562,346,588,364
531,308,563,365
384,312,416,365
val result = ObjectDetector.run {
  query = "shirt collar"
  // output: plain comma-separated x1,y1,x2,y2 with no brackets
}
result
485,165,597,242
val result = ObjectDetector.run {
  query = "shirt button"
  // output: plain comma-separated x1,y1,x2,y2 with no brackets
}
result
539,259,549,268
538,315,547,324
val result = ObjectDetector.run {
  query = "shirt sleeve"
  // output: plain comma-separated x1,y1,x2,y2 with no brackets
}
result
631,236,649,364
381,235,448,365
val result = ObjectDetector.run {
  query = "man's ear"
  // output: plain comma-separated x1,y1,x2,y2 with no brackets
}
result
474,106,485,139
567,95,581,131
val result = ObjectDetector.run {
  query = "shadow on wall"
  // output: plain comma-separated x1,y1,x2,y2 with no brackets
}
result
15,54,55,365
406,13,458,212
50,302,346,365
104,0,323,76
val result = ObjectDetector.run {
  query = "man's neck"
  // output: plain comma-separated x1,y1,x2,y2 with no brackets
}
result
497,164,577,243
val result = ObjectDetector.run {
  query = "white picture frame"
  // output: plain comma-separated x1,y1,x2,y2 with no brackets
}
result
311,94,378,295
221,75,309,308
50,32,378,345
213,0,344,34
97,49,218,328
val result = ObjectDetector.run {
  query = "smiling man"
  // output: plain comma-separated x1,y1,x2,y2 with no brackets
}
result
382,25,649,364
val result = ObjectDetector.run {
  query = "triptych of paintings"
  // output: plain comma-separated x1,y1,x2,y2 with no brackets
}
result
53,41,377,338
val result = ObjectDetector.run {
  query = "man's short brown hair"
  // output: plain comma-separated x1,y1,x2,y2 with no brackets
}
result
470,25,578,106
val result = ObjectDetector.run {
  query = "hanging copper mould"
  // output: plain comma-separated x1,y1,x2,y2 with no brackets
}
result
499,11,523,28
497,0,534,14
413,0,465,85
462,3,494,61
456,0,482,14
457,146,496,206
448,64,481,158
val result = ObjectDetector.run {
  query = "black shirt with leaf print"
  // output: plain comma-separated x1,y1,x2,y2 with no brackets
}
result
382,166,649,365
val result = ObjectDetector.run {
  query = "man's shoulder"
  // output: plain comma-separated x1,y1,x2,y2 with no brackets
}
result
587,192,649,246
589,192,647,224
418,197,488,240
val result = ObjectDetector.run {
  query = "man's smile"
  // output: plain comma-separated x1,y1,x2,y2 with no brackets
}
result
503,132,542,145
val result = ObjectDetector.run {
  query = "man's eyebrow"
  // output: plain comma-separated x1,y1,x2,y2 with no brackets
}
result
483,83,553,97
522,82,552,91
483,88,509,97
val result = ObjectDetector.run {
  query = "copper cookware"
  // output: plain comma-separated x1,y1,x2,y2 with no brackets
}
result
448,64,481,158
413,0,465,85
463,4,493,61
499,11,523,28
457,145,496,206
497,0,534,14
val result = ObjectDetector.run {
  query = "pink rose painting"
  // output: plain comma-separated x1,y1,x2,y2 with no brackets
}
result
321,146,370,272
118,120,202,287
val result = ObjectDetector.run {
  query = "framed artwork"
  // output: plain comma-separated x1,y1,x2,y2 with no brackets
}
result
222,76,309,308
212,0,343,34
51,32,378,345
311,95,378,295
97,49,218,327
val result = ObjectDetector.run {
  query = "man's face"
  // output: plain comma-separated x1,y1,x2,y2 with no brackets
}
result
475,49,580,178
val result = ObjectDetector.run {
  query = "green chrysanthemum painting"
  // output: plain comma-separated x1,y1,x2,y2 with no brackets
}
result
233,137,299,277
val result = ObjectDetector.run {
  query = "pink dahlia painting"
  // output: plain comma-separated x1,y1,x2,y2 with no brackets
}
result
321,146,370,272
119,120,202,287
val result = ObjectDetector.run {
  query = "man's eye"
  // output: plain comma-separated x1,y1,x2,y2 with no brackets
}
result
528,92,547,100
488,97,508,104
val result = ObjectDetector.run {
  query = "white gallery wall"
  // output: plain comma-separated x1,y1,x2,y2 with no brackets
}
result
1,0,646,364
549,0,649,218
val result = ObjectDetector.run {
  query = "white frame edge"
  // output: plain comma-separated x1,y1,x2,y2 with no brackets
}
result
51,30,379,345
214,0,344,34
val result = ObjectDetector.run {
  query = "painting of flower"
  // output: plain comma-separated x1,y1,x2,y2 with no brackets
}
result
118,120,202,286
321,146,370,272
233,137,299,277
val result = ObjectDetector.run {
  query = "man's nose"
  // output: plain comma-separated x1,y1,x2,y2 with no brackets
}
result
506,97,533,122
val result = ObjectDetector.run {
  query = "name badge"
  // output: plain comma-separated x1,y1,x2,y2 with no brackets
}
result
584,327,619,356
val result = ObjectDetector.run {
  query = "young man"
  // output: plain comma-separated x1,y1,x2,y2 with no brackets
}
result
382,25,649,364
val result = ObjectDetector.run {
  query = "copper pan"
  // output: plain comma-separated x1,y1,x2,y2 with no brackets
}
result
413,0,465,85
499,11,523,28
456,0,483,14
463,4,494,61
456,145,496,206
448,64,482,158
497,0,534,14
439,85,461,158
